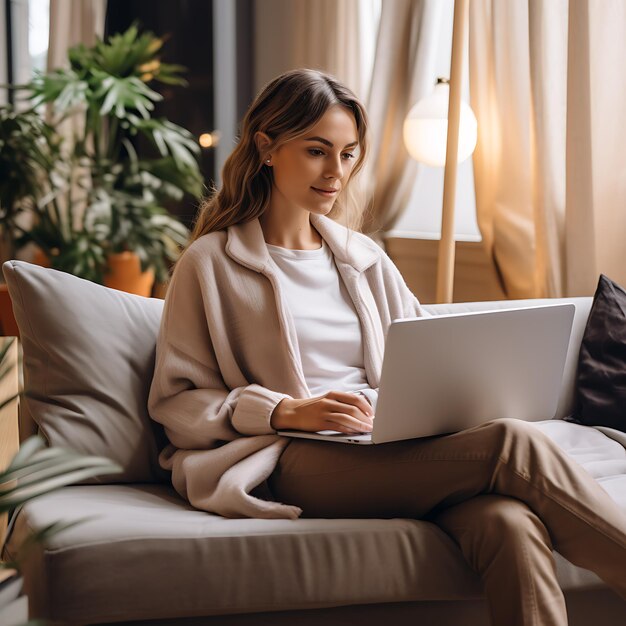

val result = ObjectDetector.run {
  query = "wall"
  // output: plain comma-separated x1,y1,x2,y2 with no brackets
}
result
386,236,506,304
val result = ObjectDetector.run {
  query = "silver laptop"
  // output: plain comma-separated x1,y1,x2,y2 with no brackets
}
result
278,304,575,445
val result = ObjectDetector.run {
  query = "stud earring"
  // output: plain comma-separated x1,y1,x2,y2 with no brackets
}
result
266,159,271,164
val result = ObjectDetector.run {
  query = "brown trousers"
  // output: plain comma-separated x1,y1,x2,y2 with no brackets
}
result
268,419,626,626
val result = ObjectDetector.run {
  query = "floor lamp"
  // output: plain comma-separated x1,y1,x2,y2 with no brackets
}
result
403,0,476,304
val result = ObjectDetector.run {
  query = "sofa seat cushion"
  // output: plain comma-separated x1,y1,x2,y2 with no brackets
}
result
6,479,613,625
7,484,483,623
532,420,626,509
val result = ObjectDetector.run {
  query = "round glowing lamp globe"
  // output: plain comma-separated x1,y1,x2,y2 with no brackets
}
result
403,78,478,167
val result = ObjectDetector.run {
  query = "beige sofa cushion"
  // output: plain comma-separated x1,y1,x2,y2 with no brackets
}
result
7,484,611,624
6,484,480,622
2,260,168,483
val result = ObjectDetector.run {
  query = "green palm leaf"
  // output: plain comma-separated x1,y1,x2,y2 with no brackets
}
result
2,517,99,580
28,69,90,111
3,517,98,568
0,465,119,509
0,436,122,512
2,448,113,486
92,24,166,76
6,434,46,469
133,117,200,170
95,75,162,119
154,63,189,86
142,157,204,198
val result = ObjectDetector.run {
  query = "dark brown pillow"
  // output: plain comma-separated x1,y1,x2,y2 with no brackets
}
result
574,274,626,432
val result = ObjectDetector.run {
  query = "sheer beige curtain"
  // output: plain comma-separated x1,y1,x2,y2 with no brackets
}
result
470,0,626,298
253,0,364,98
565,0,626,295
47,0,106,127
361,0,440,240
16,0,106,260
48,0,106,71
46,0,106,229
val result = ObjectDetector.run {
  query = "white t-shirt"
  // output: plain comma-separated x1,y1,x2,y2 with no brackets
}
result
266,239,371,397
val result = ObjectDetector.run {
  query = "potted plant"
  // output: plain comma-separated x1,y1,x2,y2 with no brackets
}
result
0,337,121,623
0,23,203,293
0,108,63,336
0,107,61,262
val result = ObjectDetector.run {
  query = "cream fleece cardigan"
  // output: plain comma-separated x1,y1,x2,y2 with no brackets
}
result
148,213,427,519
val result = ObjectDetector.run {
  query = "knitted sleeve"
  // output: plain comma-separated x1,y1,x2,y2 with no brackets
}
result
148,246,292,449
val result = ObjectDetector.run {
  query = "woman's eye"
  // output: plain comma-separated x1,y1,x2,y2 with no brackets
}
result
308,148,356,160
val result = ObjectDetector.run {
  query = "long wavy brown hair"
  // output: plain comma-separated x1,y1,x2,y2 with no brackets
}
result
188,68,370,245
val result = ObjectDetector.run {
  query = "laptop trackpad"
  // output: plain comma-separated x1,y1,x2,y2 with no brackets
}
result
277,429,373,443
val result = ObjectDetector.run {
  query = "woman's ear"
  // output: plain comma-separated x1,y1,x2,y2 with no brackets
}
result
254,131,272,159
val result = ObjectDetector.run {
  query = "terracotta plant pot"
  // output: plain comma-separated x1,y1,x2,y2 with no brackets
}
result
0,284,19,337
32,249,50,267
104,251,155,297
0,248,51,337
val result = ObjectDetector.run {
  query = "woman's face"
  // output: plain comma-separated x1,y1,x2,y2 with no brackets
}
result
267,105,360,216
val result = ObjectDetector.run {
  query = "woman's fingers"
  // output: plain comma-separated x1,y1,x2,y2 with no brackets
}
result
324,401,374,431
288,391,375,434
325,391,374,417
325,412,373,434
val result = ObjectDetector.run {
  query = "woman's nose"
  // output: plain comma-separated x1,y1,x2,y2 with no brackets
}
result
324,154,343,179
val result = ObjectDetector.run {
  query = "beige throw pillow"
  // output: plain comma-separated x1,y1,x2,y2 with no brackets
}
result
3,260,169,483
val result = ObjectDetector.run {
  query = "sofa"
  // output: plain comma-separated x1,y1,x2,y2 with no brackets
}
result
1,259,625,626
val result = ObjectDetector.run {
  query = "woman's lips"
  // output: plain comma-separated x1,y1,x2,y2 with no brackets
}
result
311,187,338,197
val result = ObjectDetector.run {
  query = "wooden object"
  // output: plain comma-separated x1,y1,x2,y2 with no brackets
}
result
436,0,470,303
0,338,20,545
387,236,506,304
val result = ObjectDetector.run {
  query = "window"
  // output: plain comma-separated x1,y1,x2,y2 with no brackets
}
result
3,0,49,107
28,0,49,75
0,2,8,104
359,0,381,101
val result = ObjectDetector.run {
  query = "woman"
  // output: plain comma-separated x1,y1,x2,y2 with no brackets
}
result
148,68,625,626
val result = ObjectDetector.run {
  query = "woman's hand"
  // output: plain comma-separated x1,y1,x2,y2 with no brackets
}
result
270,391,374,434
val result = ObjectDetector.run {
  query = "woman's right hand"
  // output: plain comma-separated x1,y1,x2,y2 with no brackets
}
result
270,391,374,434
